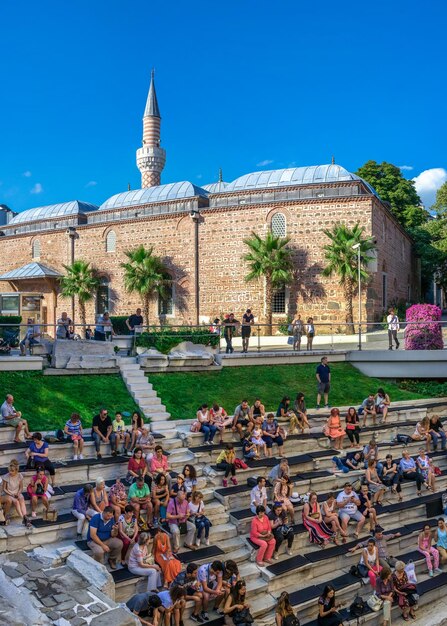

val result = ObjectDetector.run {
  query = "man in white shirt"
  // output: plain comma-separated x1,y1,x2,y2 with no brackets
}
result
336,483,366,536
387,308,400,350
250,476,270,514
0,394,31,442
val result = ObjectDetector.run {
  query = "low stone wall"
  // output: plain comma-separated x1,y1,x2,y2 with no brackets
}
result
347,349,447,378
51,339,119,369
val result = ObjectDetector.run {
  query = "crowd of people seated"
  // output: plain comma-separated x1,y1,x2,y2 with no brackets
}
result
1,388,447,626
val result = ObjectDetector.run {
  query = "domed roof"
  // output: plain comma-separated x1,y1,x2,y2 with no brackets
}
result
224,164,363,193
99,182,209,211
202,181,229,193
9,200,98,225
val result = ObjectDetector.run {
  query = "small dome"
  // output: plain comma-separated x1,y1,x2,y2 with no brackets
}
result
99,181,209,211
225,164,363,192
9,200,98,225
202,181,229,193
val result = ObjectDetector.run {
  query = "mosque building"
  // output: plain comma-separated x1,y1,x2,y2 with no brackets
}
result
0,73,419,332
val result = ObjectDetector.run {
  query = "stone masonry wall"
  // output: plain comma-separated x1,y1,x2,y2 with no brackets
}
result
0,194,415,330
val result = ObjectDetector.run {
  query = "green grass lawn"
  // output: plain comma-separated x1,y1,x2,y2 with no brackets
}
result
0,372,139,431
149,363,425,420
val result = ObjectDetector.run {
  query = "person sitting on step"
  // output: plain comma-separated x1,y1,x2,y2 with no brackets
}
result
126,592,162,626
216,444,238,487
110,411,131,456
71,484,96,538
157,585,186,626
63,412,84,460
129,475,153,525
197,560,225,619
26,466,50,518
172,562,205,623
91,407,113,460
149,445,172,488
128,532,162,590
86,505,123,569
1,394,31,443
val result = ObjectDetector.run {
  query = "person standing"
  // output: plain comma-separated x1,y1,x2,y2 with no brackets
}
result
387,307,400,350
306,317,315,351
241,308,254,353
126,308,144,334
56,311,72,339
316,356,331,410
94,312,115,342
292,315,304,351
19,318,41,356
223,313,239,354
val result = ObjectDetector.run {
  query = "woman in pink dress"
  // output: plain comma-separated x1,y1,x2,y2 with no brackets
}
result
324,408,346,450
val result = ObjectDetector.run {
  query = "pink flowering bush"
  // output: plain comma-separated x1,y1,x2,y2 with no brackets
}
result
405,304,444,350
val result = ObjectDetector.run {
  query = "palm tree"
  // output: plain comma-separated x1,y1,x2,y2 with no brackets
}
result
60,260,99,334
322,223,377,333
243,231,293,333
121,245,171,325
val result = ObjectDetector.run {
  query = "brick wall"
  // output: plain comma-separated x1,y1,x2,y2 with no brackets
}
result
0,193,415,331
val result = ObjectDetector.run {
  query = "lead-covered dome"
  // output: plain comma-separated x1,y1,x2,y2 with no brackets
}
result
99,182,209,211
9,200,98,225
224,164,363,192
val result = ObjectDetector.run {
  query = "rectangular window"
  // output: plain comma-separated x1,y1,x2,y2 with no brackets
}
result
382,273,387,308
96,281,109,315
0,295,20,315
272,288,286,314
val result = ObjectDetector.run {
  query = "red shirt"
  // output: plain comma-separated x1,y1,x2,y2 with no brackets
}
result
128,458,146,474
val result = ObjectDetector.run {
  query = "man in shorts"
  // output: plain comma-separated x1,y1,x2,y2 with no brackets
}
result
232,400,253,438
316,356,331,409
241,308,254,353
0,394,31,443
359,394,377,427
336,482,366,537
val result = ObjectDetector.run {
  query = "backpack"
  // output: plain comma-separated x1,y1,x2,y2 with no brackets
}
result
395,434,412,445
283,614,300,626
349,594,366,617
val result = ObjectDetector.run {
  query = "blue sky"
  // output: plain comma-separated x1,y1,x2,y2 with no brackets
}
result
1,0,446,212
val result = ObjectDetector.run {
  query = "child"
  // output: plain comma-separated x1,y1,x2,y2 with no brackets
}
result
112,412,131,456
251,422,267,458
210,404,233,444
242,433,258,461
63,412,84,461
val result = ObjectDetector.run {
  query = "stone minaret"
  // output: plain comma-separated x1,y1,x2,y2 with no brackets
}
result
136,70,166,188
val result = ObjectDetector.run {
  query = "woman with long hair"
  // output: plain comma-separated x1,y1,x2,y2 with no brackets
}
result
182,464,198,495
275,591,298,626
293,392,310,431
223,580,252,623
324,409,345,451
317,585,343,626
118,504,138,565
345,407,360,447
302,491,336,546
273,475,295,522
152,526,182,588
130,411,145,450
152,473,169,522
189,491,212,547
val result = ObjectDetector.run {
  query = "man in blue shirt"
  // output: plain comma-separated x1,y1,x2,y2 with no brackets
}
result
316,356,331,410
87,505,123,568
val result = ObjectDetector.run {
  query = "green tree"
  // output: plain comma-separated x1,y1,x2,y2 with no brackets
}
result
243,231,293,332
355,160,428,228
60,260,99,334
432,180,447,216
322,223,377,333
121,245,171,325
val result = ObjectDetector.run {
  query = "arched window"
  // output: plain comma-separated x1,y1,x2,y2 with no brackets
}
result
106,230,116,253
271,213,287,237
158,277,174,316
32,239,41,260
96,277,110,315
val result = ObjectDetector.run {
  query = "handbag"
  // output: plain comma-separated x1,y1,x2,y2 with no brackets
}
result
287,337,294,345
279,524,292,537
404,560,417,584
357,563,369,578
346,423,356,430
349,594,366,617
366,592,383,612
234,458,248,470
232,607,254,625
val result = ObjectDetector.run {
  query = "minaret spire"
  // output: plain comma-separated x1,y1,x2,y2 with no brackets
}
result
218,168,223,183
136,69,166,188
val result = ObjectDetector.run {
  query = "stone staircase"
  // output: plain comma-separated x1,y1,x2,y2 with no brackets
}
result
119,357,173,435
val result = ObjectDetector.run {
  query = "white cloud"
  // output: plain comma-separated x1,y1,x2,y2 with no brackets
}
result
30,183,43,194
256,159,274,167
399,165,413,171
413,168,447,208
23,170,32,177
85,180,97,187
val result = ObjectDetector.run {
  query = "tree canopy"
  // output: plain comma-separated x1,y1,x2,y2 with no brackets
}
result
355,160,428,229
60,260,99,329
432,180,447,216
322,222,377,330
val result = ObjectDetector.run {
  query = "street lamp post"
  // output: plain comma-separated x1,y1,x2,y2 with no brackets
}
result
352,243,362,351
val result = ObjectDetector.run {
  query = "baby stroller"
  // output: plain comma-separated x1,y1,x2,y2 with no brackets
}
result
0,329,19,355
